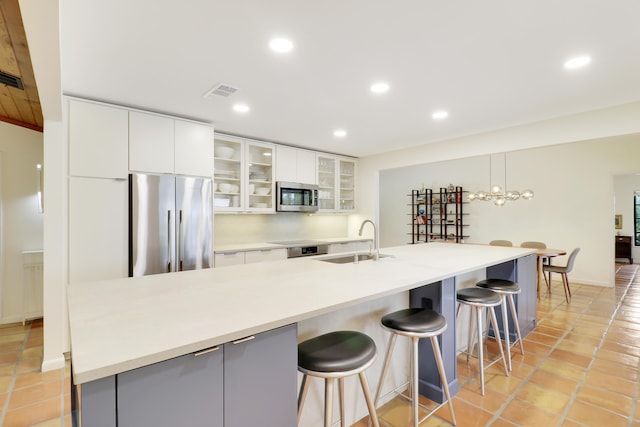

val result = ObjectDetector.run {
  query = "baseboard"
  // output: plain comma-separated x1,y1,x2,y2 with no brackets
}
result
1,315,25,325
41,355,66,372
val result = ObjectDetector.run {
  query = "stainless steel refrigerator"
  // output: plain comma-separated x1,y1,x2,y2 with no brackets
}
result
129,173,213,277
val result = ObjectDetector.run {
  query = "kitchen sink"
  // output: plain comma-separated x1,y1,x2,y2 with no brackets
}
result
316,253,394,264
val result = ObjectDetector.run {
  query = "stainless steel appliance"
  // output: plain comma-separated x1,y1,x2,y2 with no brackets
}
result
276,182,318,213
269,240,329,258
129,173,213,276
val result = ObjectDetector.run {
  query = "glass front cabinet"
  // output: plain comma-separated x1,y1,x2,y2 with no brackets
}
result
317,154,356,213
245,140,275,212
214,135,244,212
214,134,275,213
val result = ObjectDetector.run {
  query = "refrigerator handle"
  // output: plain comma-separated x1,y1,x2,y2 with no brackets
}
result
167,210,172,273
178,210,183,271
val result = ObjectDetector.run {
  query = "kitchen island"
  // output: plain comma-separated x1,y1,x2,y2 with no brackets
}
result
68,243,536,426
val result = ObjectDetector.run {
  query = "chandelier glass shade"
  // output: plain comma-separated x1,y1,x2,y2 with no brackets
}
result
467,153,533,206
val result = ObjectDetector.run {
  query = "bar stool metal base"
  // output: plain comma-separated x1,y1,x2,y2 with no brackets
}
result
456,288,509,396
374,308,457,427
476,279,525,371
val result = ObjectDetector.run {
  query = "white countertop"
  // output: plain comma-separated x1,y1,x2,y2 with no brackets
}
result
214,237,371,253
68,243,535,384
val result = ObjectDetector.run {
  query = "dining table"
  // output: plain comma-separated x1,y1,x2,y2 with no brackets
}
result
534,248,567,294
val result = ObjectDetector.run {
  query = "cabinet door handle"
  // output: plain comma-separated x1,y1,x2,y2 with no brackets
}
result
194,346,220,356
231,335,255,345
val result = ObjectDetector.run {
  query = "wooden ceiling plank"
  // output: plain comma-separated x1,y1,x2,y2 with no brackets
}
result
0,0,42,129
2,0,39,97
0,4,19,75
10,87,35,123
0,84,20,120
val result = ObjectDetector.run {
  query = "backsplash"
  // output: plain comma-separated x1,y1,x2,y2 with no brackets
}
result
214,213,349,245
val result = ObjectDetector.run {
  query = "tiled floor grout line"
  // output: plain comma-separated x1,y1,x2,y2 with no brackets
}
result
60,359,68,426
481,285,600,426
617,268,640,427
554,285,626,426
0,322,31,426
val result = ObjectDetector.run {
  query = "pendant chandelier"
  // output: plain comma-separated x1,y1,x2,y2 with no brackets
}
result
467,153,533,206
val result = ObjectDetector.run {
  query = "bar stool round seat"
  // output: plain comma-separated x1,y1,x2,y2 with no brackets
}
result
476,279,525,371
374,308,456,427
297,331,380,427
456,288,509,396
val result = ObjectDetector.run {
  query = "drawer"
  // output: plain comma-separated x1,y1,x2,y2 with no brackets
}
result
214,252,245,267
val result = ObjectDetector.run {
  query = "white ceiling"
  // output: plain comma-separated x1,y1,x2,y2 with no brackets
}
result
60,0,640,157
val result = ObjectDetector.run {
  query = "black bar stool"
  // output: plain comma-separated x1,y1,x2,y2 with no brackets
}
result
374,308,456,426
476,278,524,371
456,287,509,396
297,331,380,427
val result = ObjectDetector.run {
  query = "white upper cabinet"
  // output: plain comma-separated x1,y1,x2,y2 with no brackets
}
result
338,159,356,212
317,154,357,213
275,146,316,184
130,112,213,177
69,99,129,179
317,155,337,212
275,146,297,182
214,135,244,212
129,112,174,174
214,134,276,213
246,140,275,212
175,120,214,177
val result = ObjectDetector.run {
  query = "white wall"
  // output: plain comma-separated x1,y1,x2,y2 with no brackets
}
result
0,121,44,323
355,103,640,288
614,174,640,262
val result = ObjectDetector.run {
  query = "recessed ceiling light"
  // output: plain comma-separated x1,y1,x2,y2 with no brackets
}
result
334,129,347,137
269,38,293,53
370,82,389,94
564,55,591,69
432,111,449,120
233,104,250,113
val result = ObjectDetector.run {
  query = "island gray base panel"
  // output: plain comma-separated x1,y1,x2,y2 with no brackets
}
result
72,323,297,427
409,277,458,404
486,254,537,339
72,375,116,427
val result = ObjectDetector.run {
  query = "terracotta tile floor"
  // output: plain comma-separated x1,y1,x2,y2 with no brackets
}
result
2,265,639,426
0,319,71,427
355,264,640,427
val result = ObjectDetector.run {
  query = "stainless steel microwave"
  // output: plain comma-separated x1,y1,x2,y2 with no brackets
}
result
276,182,318,212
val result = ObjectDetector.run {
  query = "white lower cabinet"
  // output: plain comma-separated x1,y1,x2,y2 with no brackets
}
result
244,248,287,264
75,325,297,427
214,252,245,267
215,248,287,267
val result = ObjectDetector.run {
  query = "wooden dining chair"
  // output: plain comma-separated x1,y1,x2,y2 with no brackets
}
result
521,241,550,285
520,241,546,249
490,240,513,247
543,248,580,303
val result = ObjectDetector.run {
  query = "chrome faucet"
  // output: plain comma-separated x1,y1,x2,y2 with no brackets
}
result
358,219,379,261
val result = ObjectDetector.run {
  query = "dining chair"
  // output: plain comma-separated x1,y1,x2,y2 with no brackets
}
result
490,240,513,247
520,241,546,249
543,248,580,303
521,241,550,284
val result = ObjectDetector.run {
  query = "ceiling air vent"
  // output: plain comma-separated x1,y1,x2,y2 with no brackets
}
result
0,70,24,90
203,83,238,99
